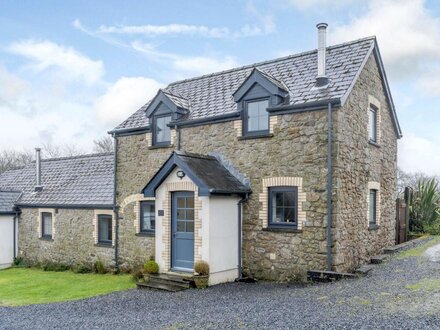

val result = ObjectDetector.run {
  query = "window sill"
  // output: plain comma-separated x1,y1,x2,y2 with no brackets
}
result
238,133,273,141
263,227,302,233
95,243,114,248
368,224,379,231
40,237,53,241
148,144,173,150
368,140,380,148
136,232,155,237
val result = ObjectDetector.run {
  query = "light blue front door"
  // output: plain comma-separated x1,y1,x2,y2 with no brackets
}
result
171,191,195,271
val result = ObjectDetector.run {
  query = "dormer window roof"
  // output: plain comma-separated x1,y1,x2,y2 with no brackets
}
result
144,89,190,119
233,68,289,102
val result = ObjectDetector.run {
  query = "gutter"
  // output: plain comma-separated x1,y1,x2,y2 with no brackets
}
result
326,102,333,271
108,126,150,136
112,133,120,271
237,193,250,280
267,98,341,114
170,112,240,128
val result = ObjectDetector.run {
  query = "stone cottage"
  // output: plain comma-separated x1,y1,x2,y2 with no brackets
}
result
0,24,401,284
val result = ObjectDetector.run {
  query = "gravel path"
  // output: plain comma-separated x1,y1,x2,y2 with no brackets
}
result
2,239,440,330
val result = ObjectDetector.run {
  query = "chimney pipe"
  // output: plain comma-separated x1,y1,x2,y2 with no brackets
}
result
316,22,329,87
35,148,42,192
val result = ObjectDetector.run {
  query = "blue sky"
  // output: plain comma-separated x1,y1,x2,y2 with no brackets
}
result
0,0,439,175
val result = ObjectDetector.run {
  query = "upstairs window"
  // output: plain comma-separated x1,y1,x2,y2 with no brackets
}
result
140,201,155,233
98,214,112,245
369,189,377,226
244,99,269,136
369,105,377,143
268,187,298,228
41,212,53,239
153,115,172,146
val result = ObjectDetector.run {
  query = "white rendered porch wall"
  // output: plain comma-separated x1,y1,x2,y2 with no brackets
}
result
208,195,240,285
0,215,15,269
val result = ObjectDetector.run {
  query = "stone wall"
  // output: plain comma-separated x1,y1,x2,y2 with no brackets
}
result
116,109,334,280
18,208,115,269
332,54,398,271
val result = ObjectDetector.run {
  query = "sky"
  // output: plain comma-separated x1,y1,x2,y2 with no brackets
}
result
0,0,439,175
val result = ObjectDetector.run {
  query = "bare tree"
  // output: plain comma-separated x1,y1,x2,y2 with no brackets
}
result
0,149,34,174
397,167,439,196
41,142,84,158
93,136,114,153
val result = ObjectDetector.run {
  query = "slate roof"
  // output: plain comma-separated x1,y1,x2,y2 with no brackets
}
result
0,153,114,207
0,191,21,214
143,151,250,197
113,37,376,132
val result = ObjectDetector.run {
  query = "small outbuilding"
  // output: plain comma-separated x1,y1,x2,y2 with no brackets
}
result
0,190,21,269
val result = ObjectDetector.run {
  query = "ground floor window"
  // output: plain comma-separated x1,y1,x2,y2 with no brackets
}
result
98,214,112,245
140,201,155,233
41,212,52,239
268,186,298,228
369,189,377,225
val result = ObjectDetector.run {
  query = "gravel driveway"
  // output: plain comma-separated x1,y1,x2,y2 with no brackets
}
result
1,238,440,330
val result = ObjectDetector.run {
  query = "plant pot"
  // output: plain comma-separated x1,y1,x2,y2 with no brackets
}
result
194,275,209,289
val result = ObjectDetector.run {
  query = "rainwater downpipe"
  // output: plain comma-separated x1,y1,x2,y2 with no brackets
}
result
326,102,333,271
237,193,249,279
112,133,119,271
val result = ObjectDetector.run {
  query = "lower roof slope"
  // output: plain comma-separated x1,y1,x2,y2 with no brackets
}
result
0,190,21,214
0,153,114,208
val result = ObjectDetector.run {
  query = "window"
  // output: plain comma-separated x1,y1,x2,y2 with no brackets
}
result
41,212,52,239
268,187,298,228
369,189,377,225
140,201,155,233
153,115,172,145
98,214,112,245
244,99,269,135
369,105,377,142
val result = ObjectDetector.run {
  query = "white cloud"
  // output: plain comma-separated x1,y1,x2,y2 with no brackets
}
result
329,0,440,95
0,65,31,106
398,133,440,176
286,0,360,11
94,77,163,126
8,39,105,85
98,23,230,38
131,41,238,77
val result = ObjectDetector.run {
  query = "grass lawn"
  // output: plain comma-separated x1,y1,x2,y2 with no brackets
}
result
0,268,136,307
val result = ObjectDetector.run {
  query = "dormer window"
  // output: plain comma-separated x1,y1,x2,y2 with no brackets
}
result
244,99,269,135
153,114,172,146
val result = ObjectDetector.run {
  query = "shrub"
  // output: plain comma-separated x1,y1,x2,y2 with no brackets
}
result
72,264,93,274
94,259,107,274
13,257,24,267
409,178,440,233
41,261,70,272
144,260,159,274
194,260,209,276
132,268,145,282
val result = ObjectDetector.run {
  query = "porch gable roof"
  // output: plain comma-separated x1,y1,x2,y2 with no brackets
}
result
143,151,251,197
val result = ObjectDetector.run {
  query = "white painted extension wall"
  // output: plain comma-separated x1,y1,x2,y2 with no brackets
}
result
0,215,16,269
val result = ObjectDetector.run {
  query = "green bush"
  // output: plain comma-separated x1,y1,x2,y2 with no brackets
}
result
194,260,209,276
72,264,93,274
41,261,70,272
144,260,159,274
409,178,440,233
13,257,24,267
131,268,144,282
94,259,107,274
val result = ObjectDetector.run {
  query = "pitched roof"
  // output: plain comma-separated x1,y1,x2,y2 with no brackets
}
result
113,37,375,132
143,151,250,197
0,190,21,214
0,153,114,208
